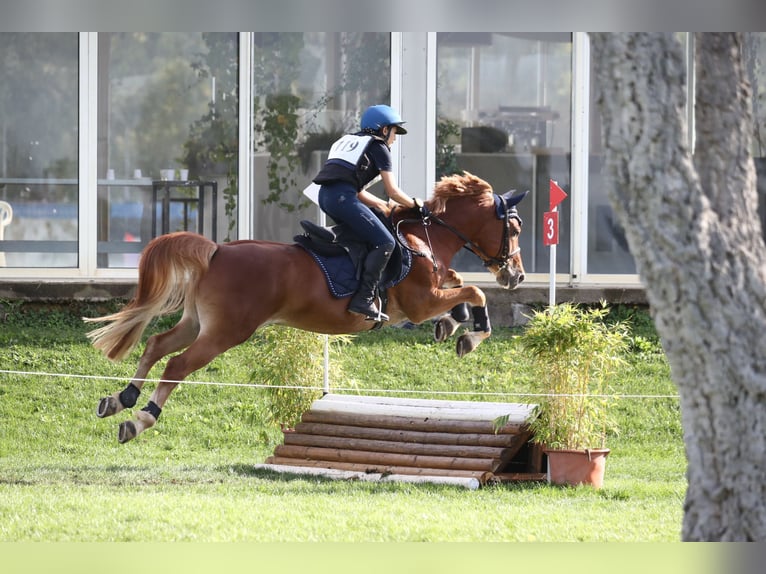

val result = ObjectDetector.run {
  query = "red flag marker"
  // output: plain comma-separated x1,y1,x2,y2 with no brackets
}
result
549,180,568,211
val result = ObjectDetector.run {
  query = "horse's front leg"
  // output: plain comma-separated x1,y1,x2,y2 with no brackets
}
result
404,280,492,358
433,269,471,344
456,304,493,358
434,303,470,343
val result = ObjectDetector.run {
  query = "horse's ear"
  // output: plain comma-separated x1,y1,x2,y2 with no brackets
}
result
502,189,529,208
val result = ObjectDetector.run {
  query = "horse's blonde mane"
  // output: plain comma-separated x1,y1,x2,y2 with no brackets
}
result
428,171,494,215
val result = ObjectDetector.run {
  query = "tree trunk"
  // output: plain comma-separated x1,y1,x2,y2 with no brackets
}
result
591,32,766,541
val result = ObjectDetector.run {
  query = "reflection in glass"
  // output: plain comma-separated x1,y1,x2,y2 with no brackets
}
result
97,33,238,267
436,33,573,274
250,33,391,242
0,33,79,268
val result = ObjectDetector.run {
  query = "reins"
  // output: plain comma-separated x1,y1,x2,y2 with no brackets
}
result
394,197,522,273
395,216,438,272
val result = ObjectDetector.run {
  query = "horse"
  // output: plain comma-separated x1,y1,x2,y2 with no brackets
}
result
85,171,528,443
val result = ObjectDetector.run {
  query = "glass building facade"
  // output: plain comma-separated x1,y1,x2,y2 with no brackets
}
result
1,33,765,289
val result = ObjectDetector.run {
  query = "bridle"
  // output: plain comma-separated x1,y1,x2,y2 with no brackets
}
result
395,194,523,272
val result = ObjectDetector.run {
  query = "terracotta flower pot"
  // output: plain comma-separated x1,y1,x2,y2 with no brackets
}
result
544,448,610,488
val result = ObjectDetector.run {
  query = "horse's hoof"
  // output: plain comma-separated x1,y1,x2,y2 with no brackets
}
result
456,330,491,357
434,319,449,342
97,395,120,418
118,421,137,443
434,315,459,343
456,334,476,358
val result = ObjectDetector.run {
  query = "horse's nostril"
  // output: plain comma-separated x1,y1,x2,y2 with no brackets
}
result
518,273,525,284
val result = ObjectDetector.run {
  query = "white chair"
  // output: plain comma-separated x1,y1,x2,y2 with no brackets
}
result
0,200,13,266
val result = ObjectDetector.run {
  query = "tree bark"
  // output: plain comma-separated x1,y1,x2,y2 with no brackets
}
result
591,32,766,541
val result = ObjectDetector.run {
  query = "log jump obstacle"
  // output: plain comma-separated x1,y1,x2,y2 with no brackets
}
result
257,394,546,489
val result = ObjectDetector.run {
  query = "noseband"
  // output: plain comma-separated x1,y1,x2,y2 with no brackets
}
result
458,197,523,270
395,194,523,271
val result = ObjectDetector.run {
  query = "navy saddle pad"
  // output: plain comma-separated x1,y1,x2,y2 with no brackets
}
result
294,219,412,298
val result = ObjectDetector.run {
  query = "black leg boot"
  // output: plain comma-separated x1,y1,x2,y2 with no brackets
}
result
348,246,392,322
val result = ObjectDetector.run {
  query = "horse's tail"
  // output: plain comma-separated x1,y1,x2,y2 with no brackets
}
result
84,232,218,362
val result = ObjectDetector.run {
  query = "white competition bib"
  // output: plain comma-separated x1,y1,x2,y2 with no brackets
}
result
327,134,372,165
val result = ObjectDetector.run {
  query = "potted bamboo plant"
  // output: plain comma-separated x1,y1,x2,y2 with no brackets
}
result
517,302,629,488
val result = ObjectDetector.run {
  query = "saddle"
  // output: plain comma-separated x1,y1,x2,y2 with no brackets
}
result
294,210,412,299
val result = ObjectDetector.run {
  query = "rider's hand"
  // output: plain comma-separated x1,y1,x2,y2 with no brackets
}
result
413,197,430,219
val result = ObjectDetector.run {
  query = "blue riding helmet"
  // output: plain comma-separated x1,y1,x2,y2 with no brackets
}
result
361,104,408,135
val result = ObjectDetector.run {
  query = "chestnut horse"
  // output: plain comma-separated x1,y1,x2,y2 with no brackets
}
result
86,172,528,443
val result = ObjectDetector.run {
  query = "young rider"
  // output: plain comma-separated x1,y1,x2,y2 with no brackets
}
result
313,104,423,322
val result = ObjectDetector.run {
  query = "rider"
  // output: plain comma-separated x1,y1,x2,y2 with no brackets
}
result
313,104,423,322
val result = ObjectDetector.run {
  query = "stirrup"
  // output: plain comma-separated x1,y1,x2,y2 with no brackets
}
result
348,299,389,322
349,306,390,323
365,309,390,322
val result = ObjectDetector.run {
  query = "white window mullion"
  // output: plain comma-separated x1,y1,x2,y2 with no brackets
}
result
390,32,403,180
238,32,253,240
79,32,98,276
570,32,590,285
425,32,437,195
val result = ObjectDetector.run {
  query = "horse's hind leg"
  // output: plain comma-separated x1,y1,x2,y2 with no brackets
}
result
97,311,199,419
117,332,236,443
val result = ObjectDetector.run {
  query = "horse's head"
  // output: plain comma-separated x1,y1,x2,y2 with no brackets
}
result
489,189,528,289
429,172,528,289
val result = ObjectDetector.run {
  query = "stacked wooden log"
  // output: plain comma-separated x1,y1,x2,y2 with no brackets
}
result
261,394,544,486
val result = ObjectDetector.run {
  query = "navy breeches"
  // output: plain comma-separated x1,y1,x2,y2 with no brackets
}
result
318,182,395,251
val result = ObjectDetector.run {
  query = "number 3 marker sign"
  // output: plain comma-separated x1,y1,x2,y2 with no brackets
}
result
543,210,559,246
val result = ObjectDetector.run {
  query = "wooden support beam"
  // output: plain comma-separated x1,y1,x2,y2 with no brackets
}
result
282,432,515,460
320,393,536,414
301,410,526,434
294,421,530,448
272,444,501,472
491,472,547,483
264,456,492,482
253,464,483,490
311,394,535,424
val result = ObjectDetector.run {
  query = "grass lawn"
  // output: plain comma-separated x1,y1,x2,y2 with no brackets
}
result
0,301,686,544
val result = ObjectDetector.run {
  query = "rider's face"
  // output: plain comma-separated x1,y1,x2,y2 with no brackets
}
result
384,126,396,146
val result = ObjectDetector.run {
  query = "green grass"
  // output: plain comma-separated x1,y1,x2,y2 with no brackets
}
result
0,301,686,542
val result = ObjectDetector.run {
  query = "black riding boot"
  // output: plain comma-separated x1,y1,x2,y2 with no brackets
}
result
348,246,392,322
